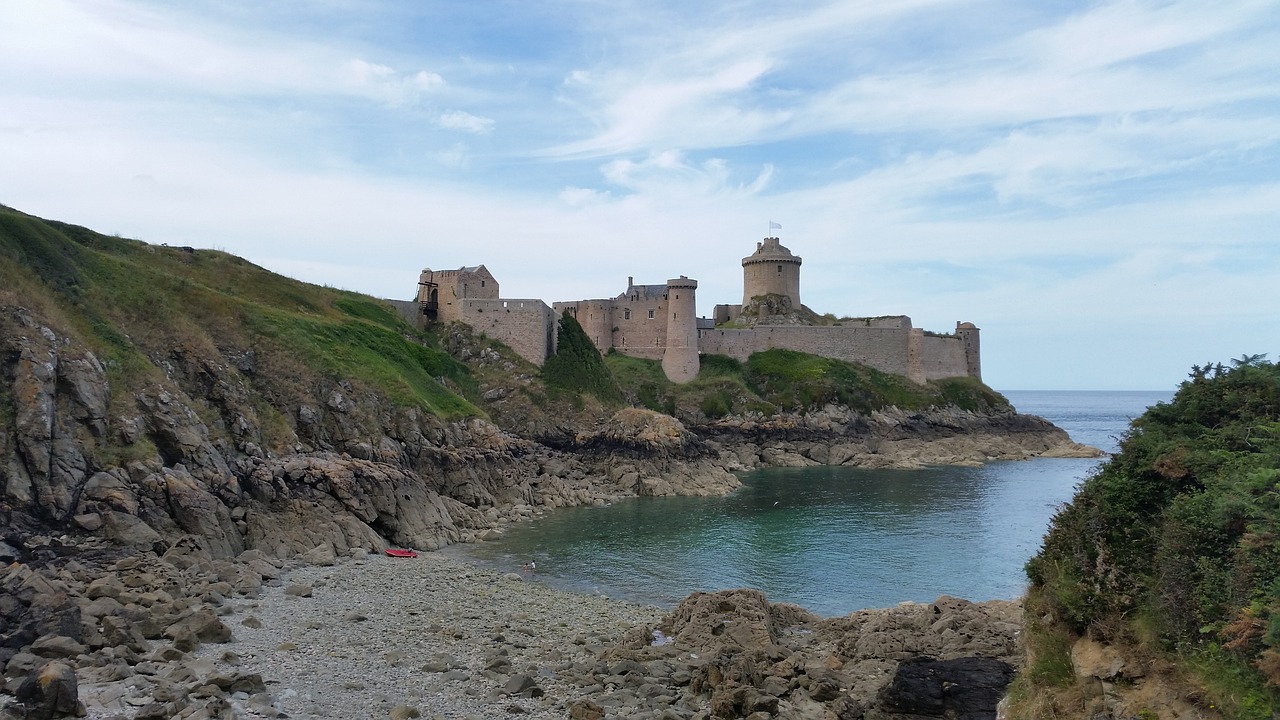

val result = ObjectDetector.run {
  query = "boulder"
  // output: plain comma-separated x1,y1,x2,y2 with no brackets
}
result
15,660,83,719
301,543,337,566
877,655,1015,717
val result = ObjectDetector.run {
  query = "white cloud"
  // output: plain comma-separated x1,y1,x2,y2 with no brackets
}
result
0,0,447,108
338,59,444,106
0,0,1276,391
437,110,495,134
559,187,611,206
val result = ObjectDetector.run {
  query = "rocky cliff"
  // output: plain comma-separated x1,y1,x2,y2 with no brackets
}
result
0,206,1093,717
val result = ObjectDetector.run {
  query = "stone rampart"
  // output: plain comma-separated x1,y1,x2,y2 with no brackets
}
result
385,299,423,329
917,333,969,382
458,298,557,366
699,326,914,376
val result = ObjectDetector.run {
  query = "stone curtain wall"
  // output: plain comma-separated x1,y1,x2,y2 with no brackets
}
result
458,298,558,366
699,326,912,376
917,334,971,382
385,299,424,329
699,325,975,381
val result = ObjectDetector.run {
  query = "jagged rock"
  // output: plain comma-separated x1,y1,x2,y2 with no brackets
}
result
29,636,86,660
300,543,337,566
161,468,243,558
100,512,164,552
164,609,232,645
504,674,541,696
15,660,83,719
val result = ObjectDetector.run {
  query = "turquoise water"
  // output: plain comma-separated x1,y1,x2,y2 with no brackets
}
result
445,390,1173,616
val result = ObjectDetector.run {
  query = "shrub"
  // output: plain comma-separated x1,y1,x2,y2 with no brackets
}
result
541,311,622,405
1026,356,1280,711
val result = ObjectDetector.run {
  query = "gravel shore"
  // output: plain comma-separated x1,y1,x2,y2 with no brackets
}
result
198,550,666,719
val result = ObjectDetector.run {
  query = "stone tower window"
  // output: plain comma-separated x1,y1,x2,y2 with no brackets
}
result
624,309,631,320
777,264,782,273
648,309,655,320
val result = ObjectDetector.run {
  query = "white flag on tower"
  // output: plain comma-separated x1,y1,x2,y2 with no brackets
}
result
768,221,782,230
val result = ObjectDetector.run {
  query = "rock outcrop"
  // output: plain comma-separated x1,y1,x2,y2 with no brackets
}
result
698,404,1099,470
597,589,1022,719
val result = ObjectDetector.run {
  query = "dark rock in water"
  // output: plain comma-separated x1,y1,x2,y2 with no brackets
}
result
877,656,1015,719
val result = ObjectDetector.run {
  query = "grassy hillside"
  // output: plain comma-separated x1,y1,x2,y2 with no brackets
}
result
0,206,480,422
605,348,1010,418
1,205,1010,436
1016,357,1280,719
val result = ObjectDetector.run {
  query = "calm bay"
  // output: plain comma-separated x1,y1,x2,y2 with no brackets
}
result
444,390,1174,616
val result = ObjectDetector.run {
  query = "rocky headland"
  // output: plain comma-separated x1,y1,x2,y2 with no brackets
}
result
1,208,1099,718
0,300,1089,719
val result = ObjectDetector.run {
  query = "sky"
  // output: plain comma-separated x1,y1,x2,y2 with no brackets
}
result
1,0,1277,391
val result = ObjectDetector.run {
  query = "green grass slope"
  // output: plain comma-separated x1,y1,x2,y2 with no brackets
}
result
605,347,1010,418
1018,357,1280,719
0,206,480,422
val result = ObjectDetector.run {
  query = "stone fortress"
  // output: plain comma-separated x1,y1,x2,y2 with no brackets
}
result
392,236,981,386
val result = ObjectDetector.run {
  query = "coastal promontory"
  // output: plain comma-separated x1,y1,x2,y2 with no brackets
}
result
2,205,1093,718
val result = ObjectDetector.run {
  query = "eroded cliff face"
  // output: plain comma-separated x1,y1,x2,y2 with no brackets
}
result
1,300,1090,560
0,299,1093,718
0,305,741,558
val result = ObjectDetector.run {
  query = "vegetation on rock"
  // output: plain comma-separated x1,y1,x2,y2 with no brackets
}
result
0,206,480,421
541,310,623,405
606,348,1009,419
1019,356,1280,719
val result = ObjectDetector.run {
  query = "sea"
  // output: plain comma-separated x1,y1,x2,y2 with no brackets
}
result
443,390,1174,616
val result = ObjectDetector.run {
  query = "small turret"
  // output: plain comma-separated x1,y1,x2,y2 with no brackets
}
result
956,322,981,380
662,276,699,383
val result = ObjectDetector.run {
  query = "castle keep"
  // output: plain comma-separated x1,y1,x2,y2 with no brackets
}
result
393,236,981,386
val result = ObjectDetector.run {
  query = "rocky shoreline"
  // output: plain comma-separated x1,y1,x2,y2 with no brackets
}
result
2,304,1098,718
2,531,1024,720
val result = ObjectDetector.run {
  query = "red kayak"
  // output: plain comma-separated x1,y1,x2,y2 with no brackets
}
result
384,548,418,558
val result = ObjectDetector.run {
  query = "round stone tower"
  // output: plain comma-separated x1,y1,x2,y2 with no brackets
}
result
742,237,802,308
661,276,700,384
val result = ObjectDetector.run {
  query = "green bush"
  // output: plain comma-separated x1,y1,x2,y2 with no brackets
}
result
541,311,623,405
1027,356,1280,712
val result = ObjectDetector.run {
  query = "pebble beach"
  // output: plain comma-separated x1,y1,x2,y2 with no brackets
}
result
193,551,667,719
